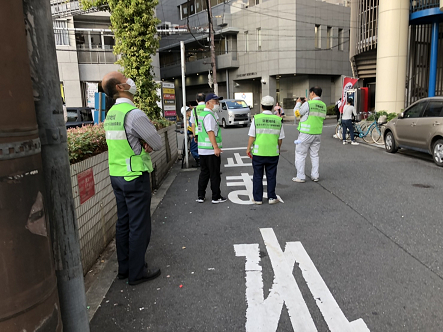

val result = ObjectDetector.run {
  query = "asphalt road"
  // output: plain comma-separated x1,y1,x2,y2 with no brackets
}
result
90,119,443,332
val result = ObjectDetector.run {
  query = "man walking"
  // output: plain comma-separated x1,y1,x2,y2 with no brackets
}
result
246,96,285,205
102,71,162,285
292,86,327,183
196,93,227,204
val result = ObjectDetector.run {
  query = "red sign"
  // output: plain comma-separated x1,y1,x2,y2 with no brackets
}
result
164,110,176,117
340,77,359,113
163,94,175,100
77,168,95,204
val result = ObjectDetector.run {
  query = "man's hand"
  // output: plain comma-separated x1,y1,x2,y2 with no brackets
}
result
296,98,302,103
194,136,198,143
143,142,153,153
214,147,223,157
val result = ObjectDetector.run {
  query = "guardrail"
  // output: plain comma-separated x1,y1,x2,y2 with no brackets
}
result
410,0,441,13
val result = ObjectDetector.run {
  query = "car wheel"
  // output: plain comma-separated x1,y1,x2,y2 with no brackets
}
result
222,119,227,128
384,131,398,153
432,139,443,167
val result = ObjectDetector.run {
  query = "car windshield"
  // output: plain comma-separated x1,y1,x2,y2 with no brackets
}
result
226,101,248,109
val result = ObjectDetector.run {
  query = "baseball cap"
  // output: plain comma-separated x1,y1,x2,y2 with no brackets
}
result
261,95,274,106
205,93,223,103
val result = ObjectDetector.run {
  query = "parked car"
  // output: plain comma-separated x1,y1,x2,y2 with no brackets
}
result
384,97,443,166
216,99,251,128
66,107,94,128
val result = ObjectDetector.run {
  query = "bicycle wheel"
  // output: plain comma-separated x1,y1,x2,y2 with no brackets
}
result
371,125,384,145
335,123,343,139
362,126,374,144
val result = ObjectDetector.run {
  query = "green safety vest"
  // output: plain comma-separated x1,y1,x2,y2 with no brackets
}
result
297,100,327,135
104,103,153,181
193,103,206,136
197,110,222,150
252,113,282,157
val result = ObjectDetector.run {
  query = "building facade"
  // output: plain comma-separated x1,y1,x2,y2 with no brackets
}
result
350,0,443,113
157,0,352,113
51,0,161,107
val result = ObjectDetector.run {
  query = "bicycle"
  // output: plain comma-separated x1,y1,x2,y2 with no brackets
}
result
335,114,383,144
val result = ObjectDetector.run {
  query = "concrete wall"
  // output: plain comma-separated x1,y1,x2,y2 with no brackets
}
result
70,125,178,275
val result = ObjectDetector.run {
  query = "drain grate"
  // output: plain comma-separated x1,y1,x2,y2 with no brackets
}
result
412,184,432,188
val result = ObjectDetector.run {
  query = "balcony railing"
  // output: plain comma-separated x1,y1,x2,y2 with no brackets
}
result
410,0,441,13
77,46,118,64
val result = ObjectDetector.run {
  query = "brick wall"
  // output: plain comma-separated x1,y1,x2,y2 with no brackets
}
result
70,125,178,275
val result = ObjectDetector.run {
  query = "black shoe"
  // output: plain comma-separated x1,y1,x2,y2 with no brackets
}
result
212,196,227,204
128,268,161,285
117,273,128,280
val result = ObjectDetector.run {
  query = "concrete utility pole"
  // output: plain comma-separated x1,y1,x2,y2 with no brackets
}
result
206,0,218,95
0,2,62,331
22,1,90,331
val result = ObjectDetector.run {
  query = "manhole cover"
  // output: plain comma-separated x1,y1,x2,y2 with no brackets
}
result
412,184,432,188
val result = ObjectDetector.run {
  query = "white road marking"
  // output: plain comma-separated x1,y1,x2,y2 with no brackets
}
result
227,173,267,205
222,147,247,151
225,153,252,167
234,228,370,332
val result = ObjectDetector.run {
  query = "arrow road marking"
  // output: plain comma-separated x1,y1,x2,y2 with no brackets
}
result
234,228,370,332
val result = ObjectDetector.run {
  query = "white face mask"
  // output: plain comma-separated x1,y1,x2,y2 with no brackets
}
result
212,104,220,112
124,78,137,95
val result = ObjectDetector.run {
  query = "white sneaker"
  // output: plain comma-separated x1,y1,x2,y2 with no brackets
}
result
252,199,263,205
351,141,359,145
292,177,305,183
269,198,279,205
312,178,319,182
333,134,338,138
343,141,347,145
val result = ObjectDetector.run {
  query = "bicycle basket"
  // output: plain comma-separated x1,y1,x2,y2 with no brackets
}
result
378,115,387,124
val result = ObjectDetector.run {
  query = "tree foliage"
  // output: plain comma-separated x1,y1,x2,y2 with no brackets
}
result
81,0,162,119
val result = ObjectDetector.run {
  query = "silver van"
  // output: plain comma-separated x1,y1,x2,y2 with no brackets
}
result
217,99,251,128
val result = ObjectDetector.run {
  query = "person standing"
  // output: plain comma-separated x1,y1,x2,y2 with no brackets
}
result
274,101,284,118
102,71,162,285
292,86,327,183
246,96,285,205
332,97,342,138
196,93,227,204
190,93,206,141
342,98,359,145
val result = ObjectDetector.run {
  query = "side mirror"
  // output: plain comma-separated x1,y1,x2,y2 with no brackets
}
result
398,112,404,119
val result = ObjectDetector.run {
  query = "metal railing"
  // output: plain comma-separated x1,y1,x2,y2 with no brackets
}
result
77,46,118,64
410,0,441,13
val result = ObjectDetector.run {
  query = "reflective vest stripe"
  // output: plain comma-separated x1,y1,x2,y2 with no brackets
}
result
106,131,127,140
256,128,281,135
199,141,222,147
309,112,327,118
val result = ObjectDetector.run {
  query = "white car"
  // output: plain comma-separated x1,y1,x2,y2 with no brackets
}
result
217,99,251,128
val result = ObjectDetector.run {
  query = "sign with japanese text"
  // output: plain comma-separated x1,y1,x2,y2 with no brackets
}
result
77,168,95,205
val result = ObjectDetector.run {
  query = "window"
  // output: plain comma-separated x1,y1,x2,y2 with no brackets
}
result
404,101,426,118
256,0,260,4
423,101,443,117
338,29,344,51
315,25,321,49
53,20,69,46
244,31,249,52
257,28,261,51
327,27,332,49
180,3,188,19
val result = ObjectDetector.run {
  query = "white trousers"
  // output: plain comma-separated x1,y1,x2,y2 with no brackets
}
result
295,133,321,180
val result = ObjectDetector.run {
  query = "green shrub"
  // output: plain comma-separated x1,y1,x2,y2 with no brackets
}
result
367,111,398,122
67,123,107,164
327,104,336,116
67,118,175,164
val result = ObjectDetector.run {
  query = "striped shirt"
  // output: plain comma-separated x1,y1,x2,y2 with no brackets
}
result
115,98,162,155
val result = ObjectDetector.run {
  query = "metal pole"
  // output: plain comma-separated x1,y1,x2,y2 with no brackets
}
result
22,1,90,331
181,41,189,168
0,1,62,330
428,22,439,97
206,0,218,95
98,92,102,122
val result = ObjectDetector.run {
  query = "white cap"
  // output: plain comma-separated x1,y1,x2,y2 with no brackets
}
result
261,95,274,106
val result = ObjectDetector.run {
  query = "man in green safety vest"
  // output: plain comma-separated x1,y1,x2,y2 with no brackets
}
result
292,86,327,183
246,96,285,205
190,92,206,141
102,71,162,286
196,93,227,204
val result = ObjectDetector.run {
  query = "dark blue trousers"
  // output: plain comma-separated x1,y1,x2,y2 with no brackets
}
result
252,155,279,202
110,172,151,283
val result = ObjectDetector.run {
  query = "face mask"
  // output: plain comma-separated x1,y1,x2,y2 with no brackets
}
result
212,104,220,112
124,78,137,95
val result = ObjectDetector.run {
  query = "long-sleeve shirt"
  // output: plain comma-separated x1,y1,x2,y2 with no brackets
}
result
293,97,321,123
115,98,162,154
342,104,357,120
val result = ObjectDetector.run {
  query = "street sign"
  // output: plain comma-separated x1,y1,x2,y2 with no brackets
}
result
77,168,95,205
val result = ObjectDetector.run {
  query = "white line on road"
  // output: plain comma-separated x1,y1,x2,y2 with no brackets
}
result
222,147,247,151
